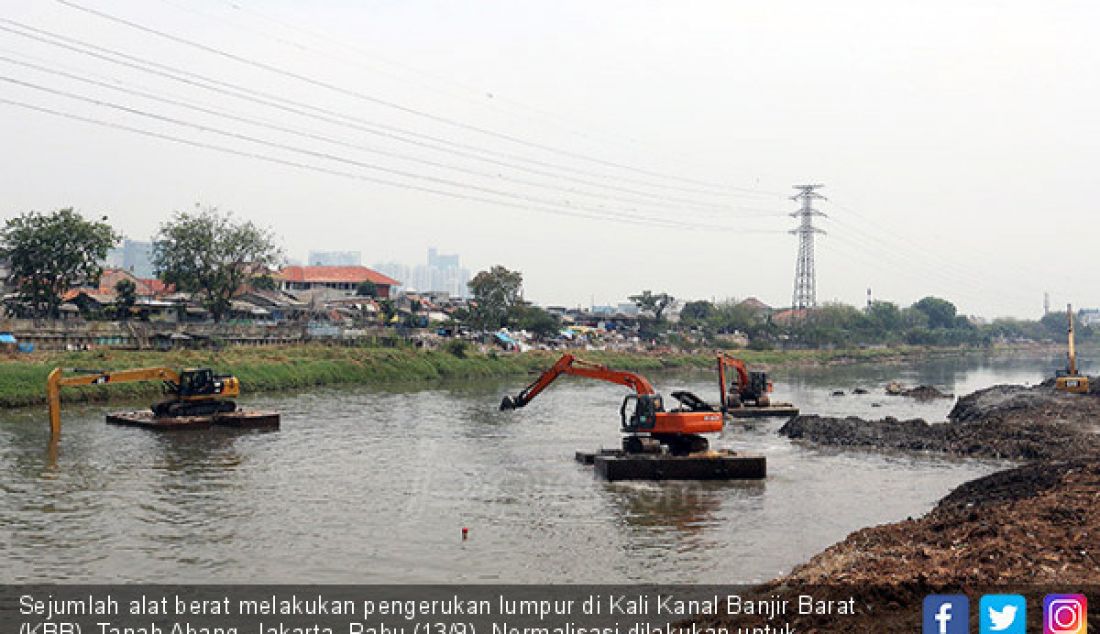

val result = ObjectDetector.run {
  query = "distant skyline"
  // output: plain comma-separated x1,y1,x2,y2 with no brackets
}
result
3,1,1097,318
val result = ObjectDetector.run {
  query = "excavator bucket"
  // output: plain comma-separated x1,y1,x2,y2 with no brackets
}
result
499,396,517,410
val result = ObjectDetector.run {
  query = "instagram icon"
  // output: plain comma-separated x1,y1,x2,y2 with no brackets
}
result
1045,595,1088,634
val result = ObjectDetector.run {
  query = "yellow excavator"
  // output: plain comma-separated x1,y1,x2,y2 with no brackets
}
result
1055,304,1089,394
48,367,241,432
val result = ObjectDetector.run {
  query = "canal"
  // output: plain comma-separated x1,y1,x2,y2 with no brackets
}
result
0,350,1077,583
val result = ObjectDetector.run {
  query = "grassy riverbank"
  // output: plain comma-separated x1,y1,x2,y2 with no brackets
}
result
0,342,1012,409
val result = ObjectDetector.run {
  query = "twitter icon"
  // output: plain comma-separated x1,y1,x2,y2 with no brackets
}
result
981,594,1027,634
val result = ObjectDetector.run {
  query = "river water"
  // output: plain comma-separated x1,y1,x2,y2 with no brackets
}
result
0,350,1082,584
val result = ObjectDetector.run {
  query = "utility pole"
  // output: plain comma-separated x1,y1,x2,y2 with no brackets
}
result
1044,292,1050,316
790,184,827,310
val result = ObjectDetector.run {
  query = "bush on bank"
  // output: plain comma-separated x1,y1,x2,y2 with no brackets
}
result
0,343,978,409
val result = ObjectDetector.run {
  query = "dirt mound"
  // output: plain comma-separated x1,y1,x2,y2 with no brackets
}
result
902,384,953,399
949,381,1100,426
936,459,1081,509
885,381,953,399
711,380,1100,631
784,461,1100,588
778,414,1088,461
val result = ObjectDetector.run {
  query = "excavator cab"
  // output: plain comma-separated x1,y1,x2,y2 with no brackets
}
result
180,369,213,395
620,394,663,432
155,369,240,417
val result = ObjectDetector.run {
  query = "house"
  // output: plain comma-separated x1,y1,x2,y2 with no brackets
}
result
771,308,810,326
96,268,169,299
737,297,773,314
236,288,309,322
63,290,117,317
275,266,400,298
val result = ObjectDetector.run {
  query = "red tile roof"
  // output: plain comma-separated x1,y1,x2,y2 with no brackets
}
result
277,265,400,286
91,269,173,298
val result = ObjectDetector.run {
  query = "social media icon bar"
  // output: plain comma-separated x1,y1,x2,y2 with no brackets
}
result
981,594,1026,634
1045,594,1088,634
925,595,970,634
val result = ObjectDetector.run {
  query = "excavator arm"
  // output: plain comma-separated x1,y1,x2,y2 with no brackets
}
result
47,367,183,436
716,353,749,411
500,353,655,409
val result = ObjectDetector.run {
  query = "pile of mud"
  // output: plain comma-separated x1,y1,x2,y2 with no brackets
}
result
722,380,1100,630
698,460,1100,632
949,379,1100,424
820,461,1100,584
885,381,953,399
779,413,1086,461
781,382,1100,460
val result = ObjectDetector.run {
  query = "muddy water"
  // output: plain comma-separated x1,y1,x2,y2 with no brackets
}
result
0,351,1076,583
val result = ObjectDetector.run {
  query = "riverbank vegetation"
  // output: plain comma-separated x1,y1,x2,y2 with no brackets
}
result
677,295,1092,349
0,343,970,409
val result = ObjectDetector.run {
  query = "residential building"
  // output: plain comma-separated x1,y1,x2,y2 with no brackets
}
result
276,265,400,298
1079,308,1100,327
307,250,362,266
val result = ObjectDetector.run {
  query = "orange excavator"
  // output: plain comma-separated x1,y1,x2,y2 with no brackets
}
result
716,352,772,412
499,353,722,455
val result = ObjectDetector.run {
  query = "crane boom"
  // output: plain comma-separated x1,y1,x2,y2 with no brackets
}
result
1067,303,1078,376
500,353,655,409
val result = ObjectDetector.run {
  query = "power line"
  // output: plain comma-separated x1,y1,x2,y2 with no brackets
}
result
0,19,784,213
0,53,789,222
0,95,787,235
1,74,765,229
56,0,782,197
823,213,1043,314
825,203,1049,308
197,0,777,182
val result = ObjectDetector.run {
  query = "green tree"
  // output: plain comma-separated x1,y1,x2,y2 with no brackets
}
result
710,300,756,331
901,305,930,330
912,296,958,329
509,304,561,338
864,300,902,336
629,290,676,322
0,208,119,318
467,265,523,329
680,300,715,324
114,278,137,321
356,280,378,297
152,206,282,321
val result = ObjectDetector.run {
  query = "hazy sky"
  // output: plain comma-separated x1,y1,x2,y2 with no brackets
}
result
2,0,1096,318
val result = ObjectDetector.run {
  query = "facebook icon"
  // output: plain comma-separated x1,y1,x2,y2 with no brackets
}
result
924,595,970,634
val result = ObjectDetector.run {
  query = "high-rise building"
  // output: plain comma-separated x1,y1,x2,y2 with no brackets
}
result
308,250,362,266
374,248,470,297
0,256,11,295
106,239,155,278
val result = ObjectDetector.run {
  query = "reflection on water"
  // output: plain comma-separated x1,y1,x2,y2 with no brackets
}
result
0,350,1058,583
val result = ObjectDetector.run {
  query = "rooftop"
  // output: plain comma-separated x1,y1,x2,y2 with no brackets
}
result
276,265,400,286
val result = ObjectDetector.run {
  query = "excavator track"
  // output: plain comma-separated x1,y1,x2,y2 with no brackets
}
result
152,399,237,418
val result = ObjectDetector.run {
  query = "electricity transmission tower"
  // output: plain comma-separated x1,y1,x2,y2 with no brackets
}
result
790,184,827,310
